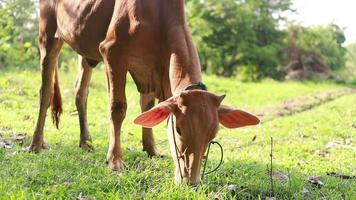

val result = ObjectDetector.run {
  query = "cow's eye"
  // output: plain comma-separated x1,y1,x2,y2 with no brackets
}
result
176,126,182,135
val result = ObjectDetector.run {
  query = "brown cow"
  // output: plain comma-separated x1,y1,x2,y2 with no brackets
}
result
29,0,259,185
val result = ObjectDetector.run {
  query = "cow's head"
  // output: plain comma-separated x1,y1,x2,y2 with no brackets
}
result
134,89,259,185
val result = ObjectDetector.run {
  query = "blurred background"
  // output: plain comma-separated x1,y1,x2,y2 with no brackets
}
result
0,0,355,82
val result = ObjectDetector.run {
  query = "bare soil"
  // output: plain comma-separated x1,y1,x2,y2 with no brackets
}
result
256,88,356,122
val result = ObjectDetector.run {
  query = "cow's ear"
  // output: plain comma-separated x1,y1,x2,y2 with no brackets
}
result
134,99,176,128
218,105,260,128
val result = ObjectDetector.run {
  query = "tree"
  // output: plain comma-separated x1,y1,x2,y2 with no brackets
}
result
187,0,292,79
347,43,356,67
0,0,38,69
345,43,356,79
295,24,346,71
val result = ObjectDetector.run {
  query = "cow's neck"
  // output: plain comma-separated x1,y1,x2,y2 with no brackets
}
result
169,53,202,95
164,0,202,95
168,30,202,95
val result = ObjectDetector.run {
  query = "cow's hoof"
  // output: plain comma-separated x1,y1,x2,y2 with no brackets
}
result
28,143,49,153
143,146,161,157
107,159,125,172
147,151,165,158
79,142,94,152
145,150,161,157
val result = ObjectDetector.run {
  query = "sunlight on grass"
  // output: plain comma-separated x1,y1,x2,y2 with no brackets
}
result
0,69,355,199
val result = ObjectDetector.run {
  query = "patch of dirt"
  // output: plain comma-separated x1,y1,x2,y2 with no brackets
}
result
256,88,356,122
325,141,356,151
0,130,28,149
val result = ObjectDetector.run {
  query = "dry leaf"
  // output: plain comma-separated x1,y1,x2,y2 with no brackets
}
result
227,184,238,192
265,197,276,200
325,141,339,148
76,193,96,200
301,188,310,194
342,138,353,145
70,111,79,116
311,149,330,157
0,141,6,148
266,169,288,181
76,198,95,200
298,160,310,165
327,172,356,180
15,134,26,142
299,134,309,139
0,141,12,149
23,115,32,120
308,176,324,187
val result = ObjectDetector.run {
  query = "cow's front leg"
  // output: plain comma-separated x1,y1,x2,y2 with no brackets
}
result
100,39,128,172
104,60,127,172
75,57,96,152
140,93,159,156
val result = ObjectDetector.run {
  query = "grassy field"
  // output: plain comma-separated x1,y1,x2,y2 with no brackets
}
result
0,69,355,199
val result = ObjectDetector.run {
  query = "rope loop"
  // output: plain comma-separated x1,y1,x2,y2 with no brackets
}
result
201,141,224,181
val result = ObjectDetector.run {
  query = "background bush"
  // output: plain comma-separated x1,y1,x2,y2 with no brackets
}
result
0,0,353,81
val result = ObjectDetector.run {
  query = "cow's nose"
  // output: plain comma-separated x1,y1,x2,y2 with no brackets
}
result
188,180,200,186
175,175,201,186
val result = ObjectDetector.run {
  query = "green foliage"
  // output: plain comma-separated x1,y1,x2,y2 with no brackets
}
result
58,44,79,72
347,43,356,65
336,43,356,82
295,24,346,71
0,0,38,69
187,0,292,79
0,0,349,81
236,65,260,82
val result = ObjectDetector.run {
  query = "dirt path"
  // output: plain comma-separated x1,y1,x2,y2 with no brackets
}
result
256,88,356,122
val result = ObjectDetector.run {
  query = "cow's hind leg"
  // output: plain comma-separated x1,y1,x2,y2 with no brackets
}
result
140,93,159,156
75,57,97,152
29,6,63,152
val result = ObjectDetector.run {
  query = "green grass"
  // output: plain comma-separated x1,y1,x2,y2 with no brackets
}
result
0,69,355,199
